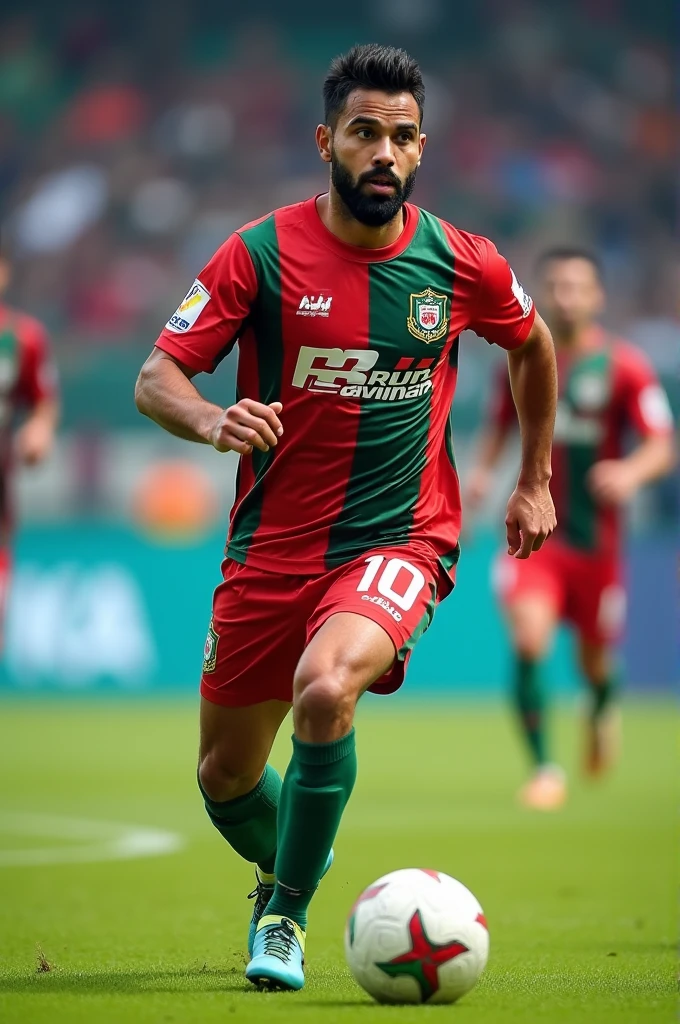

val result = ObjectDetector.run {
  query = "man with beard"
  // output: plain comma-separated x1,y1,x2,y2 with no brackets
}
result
135,44,558,990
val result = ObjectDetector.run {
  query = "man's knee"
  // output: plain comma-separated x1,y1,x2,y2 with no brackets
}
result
198,750,263,804
578,642,611,685
509,603,554,661
293,667,356,740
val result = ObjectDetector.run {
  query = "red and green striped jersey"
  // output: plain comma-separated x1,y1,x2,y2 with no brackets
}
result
156,196,535,576
0,303,57,537
489,327,673,555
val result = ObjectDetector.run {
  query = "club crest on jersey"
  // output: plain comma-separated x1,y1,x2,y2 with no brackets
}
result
571,373,610,412
407,288,449,343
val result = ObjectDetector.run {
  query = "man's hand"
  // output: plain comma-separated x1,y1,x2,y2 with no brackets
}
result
15,417,55,466
505,481,556,559
587,459,637,507
465,465,493,512
208,399,284,455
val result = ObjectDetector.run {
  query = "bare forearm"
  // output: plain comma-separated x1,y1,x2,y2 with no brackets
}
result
28,397,60,431
474,425,509,472
135,353,222,444
507,314,557,486
624,435,676,488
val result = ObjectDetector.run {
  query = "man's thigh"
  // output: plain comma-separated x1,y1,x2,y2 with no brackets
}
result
306,544,450,696
201,559,315,708
493,545,565,618
564,551,625,646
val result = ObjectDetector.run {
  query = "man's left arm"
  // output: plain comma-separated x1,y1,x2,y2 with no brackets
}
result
15,319,60,466
468,239,557,559
588,354,675,506
505,314,558,558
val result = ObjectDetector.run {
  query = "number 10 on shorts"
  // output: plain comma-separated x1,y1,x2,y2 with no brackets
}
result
356,555,426,611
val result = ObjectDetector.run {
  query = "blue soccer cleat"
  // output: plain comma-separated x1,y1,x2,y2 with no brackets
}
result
245,915,306,990
247,848,334,958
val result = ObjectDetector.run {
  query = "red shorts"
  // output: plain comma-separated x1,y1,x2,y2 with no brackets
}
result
493,540,625,645
200,544,452,707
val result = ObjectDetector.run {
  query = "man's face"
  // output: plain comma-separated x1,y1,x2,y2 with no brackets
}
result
540,258,605,333
317,88,426,227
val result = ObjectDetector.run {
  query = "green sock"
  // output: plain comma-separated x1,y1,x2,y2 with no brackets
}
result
588,670,619,720
264,729,357,929
198,764,281,874
514,655,548,768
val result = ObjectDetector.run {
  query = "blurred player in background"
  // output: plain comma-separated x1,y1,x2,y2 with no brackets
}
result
136,44,557,991
466,248,675,810
0,251,59,645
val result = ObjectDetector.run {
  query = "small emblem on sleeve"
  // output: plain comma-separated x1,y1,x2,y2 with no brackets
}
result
510,269,533,317
639,384,673,431
407,288,449,343
203,620,219,674
166,280,210,333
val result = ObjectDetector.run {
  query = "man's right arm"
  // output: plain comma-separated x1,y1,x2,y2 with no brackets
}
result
135,349,282,455
134,231,283,455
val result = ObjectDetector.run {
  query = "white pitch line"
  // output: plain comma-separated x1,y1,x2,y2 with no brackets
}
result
0,811,184,867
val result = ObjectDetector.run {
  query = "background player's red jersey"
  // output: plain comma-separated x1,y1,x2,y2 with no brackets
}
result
490,327,673,555
0,303,58,539
157,197,535,577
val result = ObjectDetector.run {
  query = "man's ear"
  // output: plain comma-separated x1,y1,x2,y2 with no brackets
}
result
316,123,332,164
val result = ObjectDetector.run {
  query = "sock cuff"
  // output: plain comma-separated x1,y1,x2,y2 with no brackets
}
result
292,728,356,765
198,763,281,814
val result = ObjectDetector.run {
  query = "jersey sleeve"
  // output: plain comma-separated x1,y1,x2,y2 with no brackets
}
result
616,345,674,437
488,363,517,432
155,232,258,373
468,238,536,350
16,317,58,407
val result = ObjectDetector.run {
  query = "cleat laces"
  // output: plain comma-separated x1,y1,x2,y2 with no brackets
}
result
247,882,273,923
261,919,298,962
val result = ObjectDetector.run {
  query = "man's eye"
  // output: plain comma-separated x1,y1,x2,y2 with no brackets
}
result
357,129,373,139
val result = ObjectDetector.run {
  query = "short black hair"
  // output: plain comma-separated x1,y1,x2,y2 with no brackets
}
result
323,44,425,128
537,246,603,281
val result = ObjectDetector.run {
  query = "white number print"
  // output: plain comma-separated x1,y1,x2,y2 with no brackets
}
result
356,556,426,612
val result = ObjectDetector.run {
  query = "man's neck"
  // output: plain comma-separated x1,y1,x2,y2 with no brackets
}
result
552,322,599,355
316,191,406,249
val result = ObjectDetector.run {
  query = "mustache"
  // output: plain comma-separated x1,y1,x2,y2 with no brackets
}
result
358,167,402,188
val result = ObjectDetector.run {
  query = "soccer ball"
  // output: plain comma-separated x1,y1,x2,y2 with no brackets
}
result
345,868,489,1004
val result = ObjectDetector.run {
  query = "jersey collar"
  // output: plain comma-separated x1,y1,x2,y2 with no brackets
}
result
303,194,420,263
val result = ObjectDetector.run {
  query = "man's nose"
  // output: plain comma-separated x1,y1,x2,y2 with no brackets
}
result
371,137,395,165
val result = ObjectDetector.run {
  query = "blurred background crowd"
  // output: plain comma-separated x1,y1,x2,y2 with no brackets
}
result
0,0,676,691
1,0,677,524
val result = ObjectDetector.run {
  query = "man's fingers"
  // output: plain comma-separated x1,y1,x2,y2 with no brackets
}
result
234,411,279,449
515,529,537,559
531,530,547,553
212,432,252,455
506,517,521,556
243,399,284,437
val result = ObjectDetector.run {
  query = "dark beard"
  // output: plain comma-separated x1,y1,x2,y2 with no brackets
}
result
331,156,417,227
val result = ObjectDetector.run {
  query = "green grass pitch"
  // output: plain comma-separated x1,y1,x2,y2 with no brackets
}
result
0,698,675,1023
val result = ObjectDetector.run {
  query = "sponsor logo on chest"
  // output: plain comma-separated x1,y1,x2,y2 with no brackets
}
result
554,401,605,444
570,372,610,413
291,346,435,402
